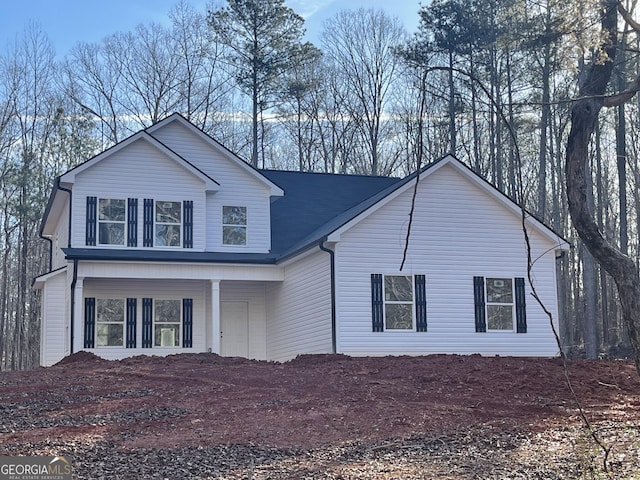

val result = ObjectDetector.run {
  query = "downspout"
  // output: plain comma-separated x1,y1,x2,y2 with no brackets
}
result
319,239,336,354
70,259,78,354
38,234,53,272
55,178,73,249
39,177,72,272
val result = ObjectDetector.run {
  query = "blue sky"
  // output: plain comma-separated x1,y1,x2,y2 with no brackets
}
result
2,0,424,56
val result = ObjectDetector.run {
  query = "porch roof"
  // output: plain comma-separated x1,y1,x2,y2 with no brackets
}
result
63,248,278,264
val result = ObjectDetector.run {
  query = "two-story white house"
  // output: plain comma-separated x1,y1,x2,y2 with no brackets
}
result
35,113,569,366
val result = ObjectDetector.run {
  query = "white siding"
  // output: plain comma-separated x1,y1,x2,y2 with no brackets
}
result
81,278,207,361
52,197,69,270
220,281,267,360
266,249,333,361
40,270,67,366
149,121,272,253
71,139,207,250
335,163,561,357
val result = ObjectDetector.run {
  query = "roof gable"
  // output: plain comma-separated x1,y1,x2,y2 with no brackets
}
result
325,155,569,250
59,131,219,192
146,113,283,197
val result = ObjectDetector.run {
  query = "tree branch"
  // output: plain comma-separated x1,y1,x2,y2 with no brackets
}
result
618,1,640,33
603,75,640,106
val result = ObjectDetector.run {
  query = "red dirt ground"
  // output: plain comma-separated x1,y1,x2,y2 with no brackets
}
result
1,352,639,478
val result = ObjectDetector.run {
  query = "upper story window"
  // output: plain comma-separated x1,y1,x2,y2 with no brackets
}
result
87,196,137,247
98,199,126,245
142,199,192,249
223,206,247,245
155,201,182,247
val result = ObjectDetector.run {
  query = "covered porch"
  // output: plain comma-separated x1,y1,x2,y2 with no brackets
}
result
68,259,284,362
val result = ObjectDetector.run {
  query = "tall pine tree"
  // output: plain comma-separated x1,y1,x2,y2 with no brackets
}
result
208,0,316,167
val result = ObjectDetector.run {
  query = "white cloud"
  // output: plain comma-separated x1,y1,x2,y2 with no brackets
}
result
285,0,335,19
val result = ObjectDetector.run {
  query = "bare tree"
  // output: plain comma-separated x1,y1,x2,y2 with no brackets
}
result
62,41,123,145
322,8,406,175
169,1,234,133
2,23,60,369
565,0,640,375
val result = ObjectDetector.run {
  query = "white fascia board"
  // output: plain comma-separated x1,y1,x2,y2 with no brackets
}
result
60,132,220,192
33,266,68,289
41,186,69,237
147,114,284,197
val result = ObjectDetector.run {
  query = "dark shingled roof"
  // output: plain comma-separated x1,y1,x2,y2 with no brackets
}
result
260,170,400,257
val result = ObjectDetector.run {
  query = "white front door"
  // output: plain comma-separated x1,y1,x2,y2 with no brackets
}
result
220,301,249,357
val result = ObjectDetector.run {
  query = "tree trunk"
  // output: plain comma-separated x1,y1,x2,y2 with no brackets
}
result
448,49,456,154
252,80,259,168
538,40,551,219
583,140,599,358
565,0,640,375
616,39,628,255
469,51,481,173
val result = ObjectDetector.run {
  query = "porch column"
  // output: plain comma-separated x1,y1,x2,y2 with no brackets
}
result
210,280,221,354
72,276,84,354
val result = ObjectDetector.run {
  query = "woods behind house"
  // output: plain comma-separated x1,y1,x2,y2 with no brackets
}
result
0,0,635,369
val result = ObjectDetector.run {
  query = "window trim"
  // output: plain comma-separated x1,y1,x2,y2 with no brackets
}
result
222,205,248,246
153,299,182,348
154,200,183,248
485,277,516,332
95,298,126,348
382,274,416,332
97,197,127,246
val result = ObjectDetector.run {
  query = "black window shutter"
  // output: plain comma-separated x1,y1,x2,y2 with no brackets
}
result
142,298,153,348
415,274,427,332
127,198,138,247
84,297,96,348
473,276,486,333
143,199,154,247
183,201,193,249
371,274,383,332
515,277,527,333
126,298,137,348
183,298,193,348
86,196,97,246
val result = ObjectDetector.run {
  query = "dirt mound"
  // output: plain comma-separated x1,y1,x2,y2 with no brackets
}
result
1,354,639,478
53,350,106,366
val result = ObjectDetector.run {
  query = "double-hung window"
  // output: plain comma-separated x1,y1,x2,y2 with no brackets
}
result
485,278,514,330
473,276,526,333
155,201,182,247
87,197,137,247
154,299,181,347
384,275,414,330
98,198,126,245
222,206,247,245
371,274,427,332
141,297,192,348
95,299,125,347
